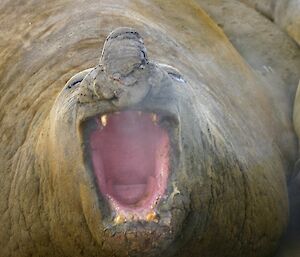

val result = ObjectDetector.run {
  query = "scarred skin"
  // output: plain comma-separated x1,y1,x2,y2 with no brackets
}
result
0,1,299,257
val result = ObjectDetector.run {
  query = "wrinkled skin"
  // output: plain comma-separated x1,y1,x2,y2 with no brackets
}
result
0,1,299,257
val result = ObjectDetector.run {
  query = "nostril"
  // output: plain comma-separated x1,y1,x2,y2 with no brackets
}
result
113,89,120,98
111,72,122,82
112,89,121,101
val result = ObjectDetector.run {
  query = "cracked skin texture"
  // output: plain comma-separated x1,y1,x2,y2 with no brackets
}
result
0,0,299,257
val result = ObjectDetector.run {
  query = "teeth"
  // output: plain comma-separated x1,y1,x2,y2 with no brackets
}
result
114,214,126,224
100,115,107,126
151,113,157,124
146,211,159,223
138,111,142,116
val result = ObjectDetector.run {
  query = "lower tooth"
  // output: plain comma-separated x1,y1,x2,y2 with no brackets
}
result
146,211,159,223
114,215,126,224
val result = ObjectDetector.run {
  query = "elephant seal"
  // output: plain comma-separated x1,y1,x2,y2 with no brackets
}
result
0,1,299,257
240,0,300,46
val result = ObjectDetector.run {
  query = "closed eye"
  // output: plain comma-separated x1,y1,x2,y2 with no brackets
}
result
67,79,83,89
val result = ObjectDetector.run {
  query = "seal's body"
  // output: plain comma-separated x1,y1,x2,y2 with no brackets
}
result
0,1,299,257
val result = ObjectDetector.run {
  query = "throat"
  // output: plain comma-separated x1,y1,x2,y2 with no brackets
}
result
89,111,170,214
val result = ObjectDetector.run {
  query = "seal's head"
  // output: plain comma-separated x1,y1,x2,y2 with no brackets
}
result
47,28,189,256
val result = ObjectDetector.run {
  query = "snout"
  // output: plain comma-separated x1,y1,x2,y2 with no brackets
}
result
77,27,169,108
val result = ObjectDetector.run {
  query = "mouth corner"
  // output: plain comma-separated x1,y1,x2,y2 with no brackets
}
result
83,110,172,221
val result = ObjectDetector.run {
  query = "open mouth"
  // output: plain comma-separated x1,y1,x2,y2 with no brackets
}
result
87,111,170,218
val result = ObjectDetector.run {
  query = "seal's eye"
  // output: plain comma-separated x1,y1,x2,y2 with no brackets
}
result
158,63,186,84
65,68,94,90
67,79,83,89
84,111,170,216
167,72,186,83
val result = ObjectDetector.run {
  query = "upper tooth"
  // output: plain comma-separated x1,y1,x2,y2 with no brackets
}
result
101,115,107,126
152,114,157,124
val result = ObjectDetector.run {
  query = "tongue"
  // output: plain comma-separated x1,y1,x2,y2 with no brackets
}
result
112,184,146,204
108,176,155,205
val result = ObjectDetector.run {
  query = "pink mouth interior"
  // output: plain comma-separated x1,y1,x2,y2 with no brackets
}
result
89,111,170,213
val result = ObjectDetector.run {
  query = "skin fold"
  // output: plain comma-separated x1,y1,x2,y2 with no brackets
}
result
0,0,299,257
240,0,300,46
